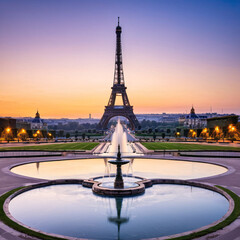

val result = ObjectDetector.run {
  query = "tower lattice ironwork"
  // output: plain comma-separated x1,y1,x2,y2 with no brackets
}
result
99,18,139,130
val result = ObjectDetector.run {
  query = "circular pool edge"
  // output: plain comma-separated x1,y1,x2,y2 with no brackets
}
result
2,179,235,240
6,155,231,182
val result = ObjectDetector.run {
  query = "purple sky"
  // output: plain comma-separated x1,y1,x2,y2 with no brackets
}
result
1,0,240,118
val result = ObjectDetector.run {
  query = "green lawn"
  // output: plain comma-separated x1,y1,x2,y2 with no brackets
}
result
0,142,99,151
142,142,240,151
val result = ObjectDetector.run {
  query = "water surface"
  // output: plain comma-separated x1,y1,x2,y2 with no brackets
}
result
9,184,229,240
11,158,227,180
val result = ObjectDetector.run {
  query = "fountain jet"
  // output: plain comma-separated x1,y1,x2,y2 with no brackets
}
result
108,145,130,188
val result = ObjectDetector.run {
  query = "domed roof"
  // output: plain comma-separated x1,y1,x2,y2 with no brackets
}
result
190,106,195,114
32,110,44,123
189,106,199,119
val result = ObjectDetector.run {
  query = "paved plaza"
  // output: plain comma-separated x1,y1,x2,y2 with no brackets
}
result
1,151,240,239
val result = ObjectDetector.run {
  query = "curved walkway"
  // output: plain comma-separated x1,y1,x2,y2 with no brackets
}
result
1,153,240,239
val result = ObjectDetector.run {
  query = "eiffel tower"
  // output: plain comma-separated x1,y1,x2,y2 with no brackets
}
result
99,18,139,130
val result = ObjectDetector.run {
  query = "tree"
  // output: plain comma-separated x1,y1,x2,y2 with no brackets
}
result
17,129,28,141
33,130,43,141
162,132,166,139
66,133,70,139
59,130,65,138
183,129,189,137
212,126,223,142
82,133,86,141
200,128,209,140
1,127,14,143
47,132,53,140
75,131,78,141
188,129,197,138
153,132,156,141
227,124,240,142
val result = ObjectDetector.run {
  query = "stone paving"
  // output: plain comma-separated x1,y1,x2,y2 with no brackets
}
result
1,153,240,239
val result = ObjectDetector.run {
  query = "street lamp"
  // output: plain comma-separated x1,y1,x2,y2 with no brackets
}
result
4,127,12,143
228,124,237,143
47,132,52,141
213,126,222,142
18,128,28,142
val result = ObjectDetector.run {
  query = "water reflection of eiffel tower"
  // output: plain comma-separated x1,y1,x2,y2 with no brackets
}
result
99,18,139,130
108,197,129,240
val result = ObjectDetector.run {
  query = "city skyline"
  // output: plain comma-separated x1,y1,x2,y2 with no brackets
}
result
1,0,240,118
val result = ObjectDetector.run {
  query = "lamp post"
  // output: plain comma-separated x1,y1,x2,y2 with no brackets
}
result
214,126,220,142
5,127,12,143
176,132,180,139
201,128,208,141
47,132,52,142
17,128,27,142
228,124,236,143
34,130,42,142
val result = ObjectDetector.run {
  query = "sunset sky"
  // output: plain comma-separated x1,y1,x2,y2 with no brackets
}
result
1,0,240,118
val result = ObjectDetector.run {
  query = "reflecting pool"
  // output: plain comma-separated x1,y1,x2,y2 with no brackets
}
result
9,184,229,240
11,158,227,180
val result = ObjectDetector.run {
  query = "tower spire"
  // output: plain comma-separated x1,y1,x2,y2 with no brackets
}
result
114,17,124,85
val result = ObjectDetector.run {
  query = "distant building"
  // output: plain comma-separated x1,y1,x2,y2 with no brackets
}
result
0,118,16,132
136,114,180,123
161,113,180,123
184,106,208,128
31,111,48,130
16,120,31,130
207,115,238,130
178,115,186,125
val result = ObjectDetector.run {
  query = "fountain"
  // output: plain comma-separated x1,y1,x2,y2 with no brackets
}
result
108,145,129,189
5,121,232,240
7,182,230,240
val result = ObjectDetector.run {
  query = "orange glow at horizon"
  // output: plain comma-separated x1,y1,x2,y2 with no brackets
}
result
1,55,239,118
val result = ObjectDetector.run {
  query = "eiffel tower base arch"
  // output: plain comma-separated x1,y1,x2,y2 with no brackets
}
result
98,106,139,130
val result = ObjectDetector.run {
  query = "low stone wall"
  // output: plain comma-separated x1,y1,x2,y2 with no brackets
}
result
180,151,240,158
92,182,145,196
0,151,63,158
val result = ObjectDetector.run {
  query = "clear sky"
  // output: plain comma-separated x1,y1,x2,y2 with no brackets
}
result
1,0,240,118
